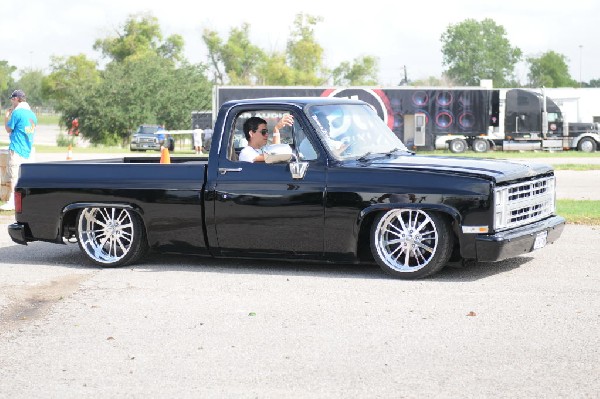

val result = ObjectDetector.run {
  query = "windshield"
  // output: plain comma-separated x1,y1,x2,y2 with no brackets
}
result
137,126,160,135
307,103,408,160
547,112,563,123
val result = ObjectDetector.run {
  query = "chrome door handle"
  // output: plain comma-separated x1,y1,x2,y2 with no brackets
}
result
219,167,242,174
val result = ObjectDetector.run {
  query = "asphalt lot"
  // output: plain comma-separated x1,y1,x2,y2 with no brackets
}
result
0,125,598,397
0,223,598,398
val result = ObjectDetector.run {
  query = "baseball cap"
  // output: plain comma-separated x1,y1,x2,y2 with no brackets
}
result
10,89,26,99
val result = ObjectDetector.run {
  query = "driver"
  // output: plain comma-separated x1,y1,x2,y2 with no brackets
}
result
299,111,347,159
239,115,293,163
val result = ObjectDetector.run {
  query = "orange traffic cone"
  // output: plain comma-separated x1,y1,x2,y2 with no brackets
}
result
160,146,171,164
66,144,73,160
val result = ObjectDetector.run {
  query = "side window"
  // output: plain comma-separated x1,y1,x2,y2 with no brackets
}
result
227,108,305,162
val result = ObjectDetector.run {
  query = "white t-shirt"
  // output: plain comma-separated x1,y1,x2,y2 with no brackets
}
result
192,129,203,146
239,146,261,162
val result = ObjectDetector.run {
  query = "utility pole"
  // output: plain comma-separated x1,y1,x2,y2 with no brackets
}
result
579,45,583,87
399,65,408,86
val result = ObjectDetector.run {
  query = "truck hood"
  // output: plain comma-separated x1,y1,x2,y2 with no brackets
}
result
355,154,553,183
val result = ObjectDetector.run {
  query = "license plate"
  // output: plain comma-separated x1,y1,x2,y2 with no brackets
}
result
533,231,548,250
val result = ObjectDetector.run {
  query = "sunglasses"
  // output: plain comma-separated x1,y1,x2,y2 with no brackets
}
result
255,129,268,135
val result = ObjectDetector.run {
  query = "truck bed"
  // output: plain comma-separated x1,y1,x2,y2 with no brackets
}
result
15,158,209,252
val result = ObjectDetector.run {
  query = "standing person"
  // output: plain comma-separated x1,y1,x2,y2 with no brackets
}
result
2,90,37,211
192,125,204,154
156,124,166,148
239,114,293,163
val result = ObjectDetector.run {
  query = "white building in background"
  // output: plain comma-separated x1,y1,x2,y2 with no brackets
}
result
543,88,600,124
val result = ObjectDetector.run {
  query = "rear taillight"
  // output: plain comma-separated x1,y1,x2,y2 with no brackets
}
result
15,191,22,213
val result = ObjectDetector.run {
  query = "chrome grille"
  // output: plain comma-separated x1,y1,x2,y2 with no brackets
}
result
494,176,555,231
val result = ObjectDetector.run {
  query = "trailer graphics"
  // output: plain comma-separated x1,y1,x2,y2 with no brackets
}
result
214,86,600,152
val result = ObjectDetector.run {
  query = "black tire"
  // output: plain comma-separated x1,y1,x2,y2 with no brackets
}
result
370,209,453,279
577,137,597,153
76,207,149,267
449,138,468,153
472,138,490,153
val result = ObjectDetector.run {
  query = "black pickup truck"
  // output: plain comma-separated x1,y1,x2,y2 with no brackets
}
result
8,97,565,279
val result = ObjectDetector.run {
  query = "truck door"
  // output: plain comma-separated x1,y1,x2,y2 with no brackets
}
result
211,106,326,258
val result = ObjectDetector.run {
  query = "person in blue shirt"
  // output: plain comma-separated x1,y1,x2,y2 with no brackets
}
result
156,124,166,148
2,89,37,211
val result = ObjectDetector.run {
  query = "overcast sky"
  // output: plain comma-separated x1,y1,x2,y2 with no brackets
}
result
4,0,599,86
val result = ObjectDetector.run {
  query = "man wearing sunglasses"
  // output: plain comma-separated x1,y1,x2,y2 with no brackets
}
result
239,114,293,162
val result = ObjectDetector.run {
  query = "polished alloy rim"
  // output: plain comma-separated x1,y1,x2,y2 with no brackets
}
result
374,209,438,272
78,208,134,264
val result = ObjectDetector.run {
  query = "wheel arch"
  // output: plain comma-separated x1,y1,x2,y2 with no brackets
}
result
60,202,146,241
355,203,461,262
573,134,599,151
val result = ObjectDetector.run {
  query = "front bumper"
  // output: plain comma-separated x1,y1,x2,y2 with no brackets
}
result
475,215,566,262
130,142,161,151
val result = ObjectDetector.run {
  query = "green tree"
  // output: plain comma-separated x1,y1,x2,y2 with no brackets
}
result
203,24,266,85
15,69,45,107
202,13,379,86
43,54,100,109
93,12,184,63
440,18,522,87
0,61,17,108
221,23,265,85
332,56,379,85
256,52,295,85
527,51,578,87
585,79,600,88
202,29,225,84
286,14,327,85
65,55,211,146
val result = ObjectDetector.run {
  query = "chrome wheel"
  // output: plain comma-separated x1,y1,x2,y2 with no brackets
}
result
371,209,453,278
77,207,147,267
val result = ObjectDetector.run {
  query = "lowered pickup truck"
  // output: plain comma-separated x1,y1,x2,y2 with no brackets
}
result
8,97,565,279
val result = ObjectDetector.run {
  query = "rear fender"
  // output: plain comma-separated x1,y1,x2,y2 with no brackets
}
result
60,202,145,240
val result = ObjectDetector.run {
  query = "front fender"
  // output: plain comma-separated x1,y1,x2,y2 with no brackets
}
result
358,202,461,225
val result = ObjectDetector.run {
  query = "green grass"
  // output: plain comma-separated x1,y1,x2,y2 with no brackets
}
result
417,149,600,159
556,200,600,225
552,164,600,171
37,114,60,125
